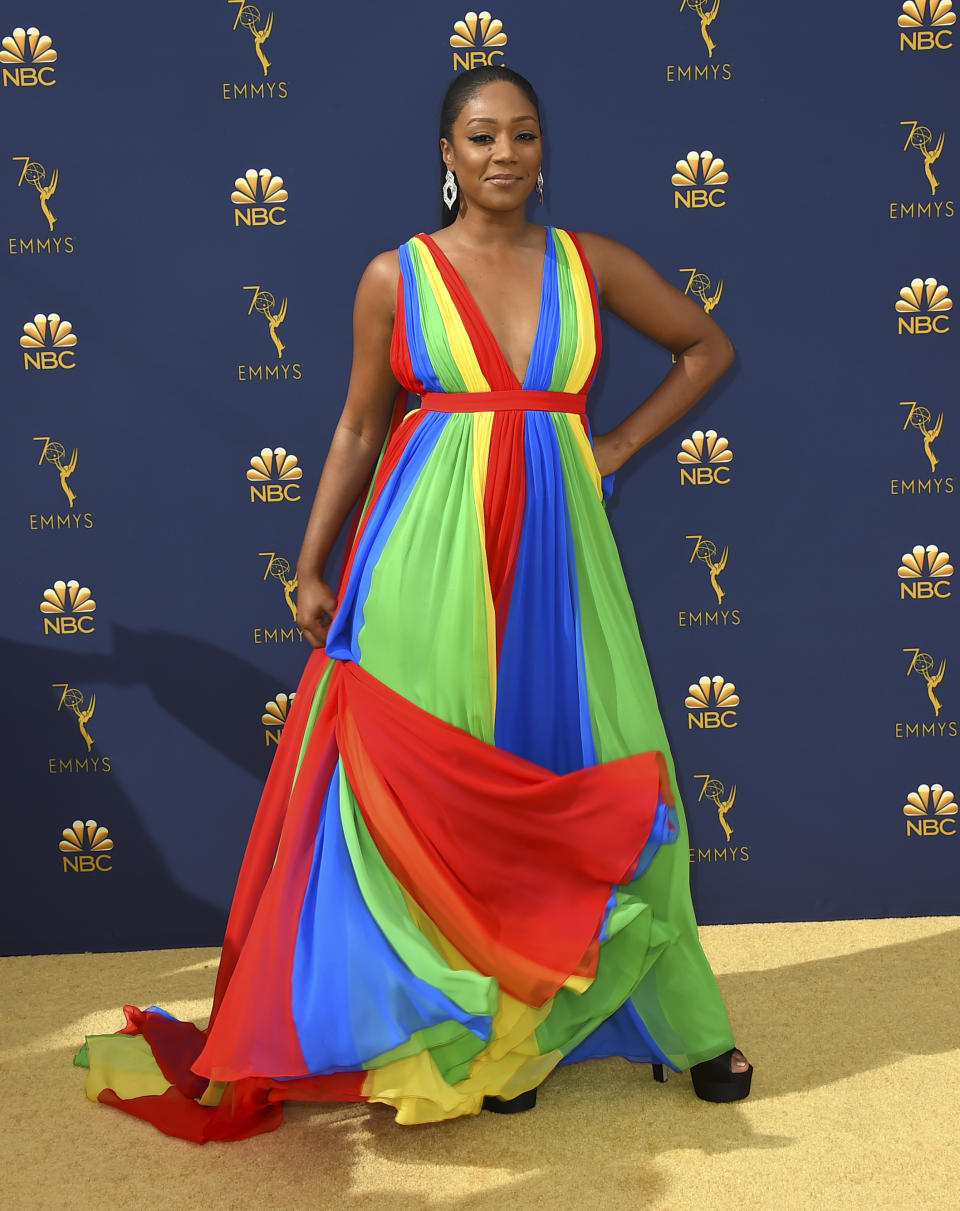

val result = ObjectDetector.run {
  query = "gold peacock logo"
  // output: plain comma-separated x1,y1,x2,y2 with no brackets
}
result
60,819,113,871
450,11,507,70
247,447,302,502
40,580,97,634
21,313,76,370
1,27,57,85
903,783,957,836
898,545,953,599
672,150,728,209
685,675,739,729
262,692,295,745
677,429,733,485
896,278,952,333
231,168,288,227
899,0,955,48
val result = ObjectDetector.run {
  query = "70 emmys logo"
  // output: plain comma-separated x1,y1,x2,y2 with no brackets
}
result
231,168,287,226
450,11,506,71
672,150,727,209
1,27,57,87
685,675,739,729
899,0,955,50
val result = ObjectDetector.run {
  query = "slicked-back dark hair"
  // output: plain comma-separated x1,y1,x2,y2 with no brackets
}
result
438,66,541,227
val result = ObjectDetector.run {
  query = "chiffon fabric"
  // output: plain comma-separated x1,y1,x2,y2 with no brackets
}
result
76,227,735,1141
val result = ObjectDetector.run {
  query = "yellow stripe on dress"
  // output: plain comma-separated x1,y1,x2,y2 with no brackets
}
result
412,238,489,392
471,412,498,719
554,229,597,394
564,413,603,500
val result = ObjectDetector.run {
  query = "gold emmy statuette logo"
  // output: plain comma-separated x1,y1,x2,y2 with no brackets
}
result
21,313,76,370
40,579,96,635
450,11,507,71
243,285,287,357
904,648,947,716
685,675,739,729
53,683,96,750
262,692,295,746
1,27,57,86
903,783,957,836
260,552,298,620
680,267,723,313
680,0,720,58
672,150,728,209
686,534,727,604
60,819,113,871
695,773,736,841
901,121,945,196
677,429,733,484
899,0,955,49
900,401,943,473
229,1,273,75
248,448,302,502
896,278,952,333
231,168,287,227
12,156,58,229
34,435,78,505
898,544,953,599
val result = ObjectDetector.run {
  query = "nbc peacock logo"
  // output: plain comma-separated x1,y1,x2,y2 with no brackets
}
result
450,11,506,71
247,447,302,502
60,820,113,872
903,783,957,837
262,692,295,746
40,580,96,635
672,150,728,209
231,168,287,227
1,27,57,87
899,0,955,49
685,675,739,729
898,545,953,599
21,313,76,370
896,278,952,333
677,429,733,485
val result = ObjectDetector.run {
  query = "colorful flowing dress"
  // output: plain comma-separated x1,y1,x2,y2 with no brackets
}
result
77,228,735,1142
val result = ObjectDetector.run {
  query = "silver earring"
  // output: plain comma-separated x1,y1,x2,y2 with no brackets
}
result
443,168,458,210
536,169,544,205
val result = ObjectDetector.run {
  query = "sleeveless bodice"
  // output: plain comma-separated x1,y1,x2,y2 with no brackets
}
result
390,227,602,399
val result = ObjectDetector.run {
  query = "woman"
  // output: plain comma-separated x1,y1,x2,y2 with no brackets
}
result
78,66,751,1141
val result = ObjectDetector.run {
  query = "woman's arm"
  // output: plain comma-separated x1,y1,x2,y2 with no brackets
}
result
575,232,734,477
294,250,400,647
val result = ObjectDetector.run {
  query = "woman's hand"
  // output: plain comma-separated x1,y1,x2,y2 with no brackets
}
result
590,431,621,478
296,571,338,649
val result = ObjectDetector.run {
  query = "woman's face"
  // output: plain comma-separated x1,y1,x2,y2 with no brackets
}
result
441,80,542,215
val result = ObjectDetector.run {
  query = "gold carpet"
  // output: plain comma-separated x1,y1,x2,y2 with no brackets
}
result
4,917,959,1210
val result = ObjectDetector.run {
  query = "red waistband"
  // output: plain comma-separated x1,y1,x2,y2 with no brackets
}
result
420,390,587,415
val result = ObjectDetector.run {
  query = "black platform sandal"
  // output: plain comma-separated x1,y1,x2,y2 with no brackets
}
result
482,1088,538,1114
689,1048,753,1102
650,1049,752,1102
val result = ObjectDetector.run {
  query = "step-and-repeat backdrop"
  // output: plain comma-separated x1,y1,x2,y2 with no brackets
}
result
2,2,955,954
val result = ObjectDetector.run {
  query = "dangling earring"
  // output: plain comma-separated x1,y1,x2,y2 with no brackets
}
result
536,169,544,205
443,168,458,211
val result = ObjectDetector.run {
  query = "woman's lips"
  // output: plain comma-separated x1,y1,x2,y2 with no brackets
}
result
486,175,521,185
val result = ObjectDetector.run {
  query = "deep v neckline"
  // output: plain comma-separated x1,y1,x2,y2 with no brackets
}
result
418,229,551,390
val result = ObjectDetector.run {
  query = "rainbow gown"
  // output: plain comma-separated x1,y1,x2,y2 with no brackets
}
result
77,228,735,1141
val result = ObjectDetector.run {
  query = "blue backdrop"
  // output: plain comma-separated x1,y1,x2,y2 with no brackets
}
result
2,1,956,954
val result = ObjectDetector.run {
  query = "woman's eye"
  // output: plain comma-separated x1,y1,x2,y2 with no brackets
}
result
516,132,537,141
468,134,493,143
